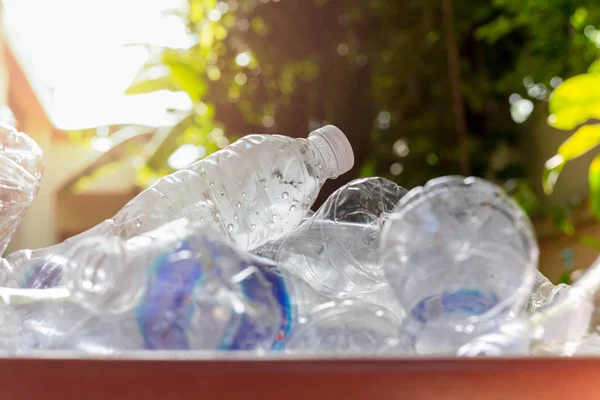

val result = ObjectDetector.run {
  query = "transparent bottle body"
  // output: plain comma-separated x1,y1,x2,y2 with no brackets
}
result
1,133,335,289
255,177,407,317
380,176,538,354
0,123,43,256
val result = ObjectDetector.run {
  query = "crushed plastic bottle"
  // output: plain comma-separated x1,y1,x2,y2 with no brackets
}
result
526,269,570,313
0,121,44,256
458,256,600,357
0,218,398,353
380,176,538,354
255,177,407,316
2,125,353,288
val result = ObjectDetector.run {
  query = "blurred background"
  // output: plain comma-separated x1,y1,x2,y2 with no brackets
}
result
1,0,600,282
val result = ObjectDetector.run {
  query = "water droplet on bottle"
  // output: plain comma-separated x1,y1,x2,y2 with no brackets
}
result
227,224,234,232
278,228,283,233
200,171,207,178
289,205,296,212
251,224,256,230
220,192,224,197
318,164,323,169
242,192,246,197
236,201,242,208
209,182,215,187
246,169,250,173
200,217,205,222
234,213,239,220
282,192,289,199
272,214,278,221
264,186,268,191
168,206,174,211
135,219,142,228
276,197,280,202
162,195,168,200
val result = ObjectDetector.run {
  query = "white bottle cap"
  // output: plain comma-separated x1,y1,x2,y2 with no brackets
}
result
308,125,354,177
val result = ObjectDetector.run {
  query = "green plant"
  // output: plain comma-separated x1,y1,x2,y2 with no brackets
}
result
542,59,600,219
68,0,600,210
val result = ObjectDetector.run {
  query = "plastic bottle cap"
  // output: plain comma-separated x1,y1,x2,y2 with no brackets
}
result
309,125,354,177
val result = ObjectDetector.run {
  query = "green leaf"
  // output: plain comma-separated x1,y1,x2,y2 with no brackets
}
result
542,124,600,194
548,73,600,130
542,155,565,195
168,62,206,100
588,59,600,73
557,124,600,160
475,16,514,44
125,76,176,96
589,153,600,219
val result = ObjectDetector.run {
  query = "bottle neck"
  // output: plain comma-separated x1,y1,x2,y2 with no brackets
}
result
67,236,151,314
306,135,342,180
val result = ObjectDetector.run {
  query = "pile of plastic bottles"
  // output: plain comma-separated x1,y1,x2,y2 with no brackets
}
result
1,121,600,357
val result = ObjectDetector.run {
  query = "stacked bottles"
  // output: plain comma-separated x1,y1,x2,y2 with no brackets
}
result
255,177,407,317
0,121,44,256
2,125,353,289
0,219,399,353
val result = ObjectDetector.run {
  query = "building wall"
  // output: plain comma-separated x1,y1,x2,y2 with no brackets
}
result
2,38,136,252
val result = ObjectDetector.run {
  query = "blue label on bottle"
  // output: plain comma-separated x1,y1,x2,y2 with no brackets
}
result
136,241,204,350
225,259,293,351
136,238,292,351
411,289,499,323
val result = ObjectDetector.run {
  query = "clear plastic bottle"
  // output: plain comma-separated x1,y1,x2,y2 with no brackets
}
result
255,177,407,317
1,125,353,288
0,219,399,353
380,176,538,354
0,121,44,256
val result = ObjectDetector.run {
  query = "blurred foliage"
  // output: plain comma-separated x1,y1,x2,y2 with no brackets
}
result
78,0,600,213
542,11,600,226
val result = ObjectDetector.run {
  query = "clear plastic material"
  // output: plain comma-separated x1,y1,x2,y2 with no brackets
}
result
0,122,44,256
255,177,407,316
0,218,399,354
526,269,569,314
1,125,353,288
0,220,289,352
380,176,538,354
458,257,600,357
284,300,400,354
